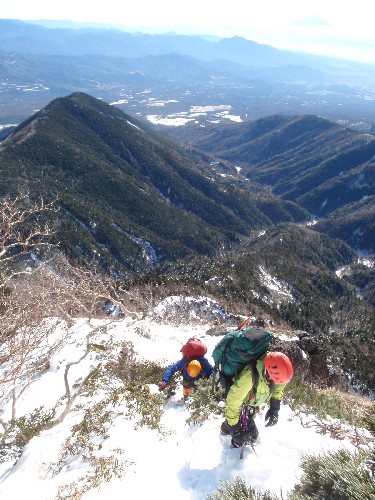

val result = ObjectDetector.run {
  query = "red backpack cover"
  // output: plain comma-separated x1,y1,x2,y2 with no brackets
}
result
181,338,207,357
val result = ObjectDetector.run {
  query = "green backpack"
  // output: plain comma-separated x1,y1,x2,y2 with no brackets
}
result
212,325,273,380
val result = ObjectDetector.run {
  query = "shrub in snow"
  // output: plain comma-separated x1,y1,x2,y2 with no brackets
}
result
56,453,129,500
105,341,140,384
209,449,374,499
133,324,152,339
105,340,164,386
364,403,375,435
185,378,225,426
0,406,56,463
285,379,371,428
207,476,278,499
13,405,56,444
290,449,374,499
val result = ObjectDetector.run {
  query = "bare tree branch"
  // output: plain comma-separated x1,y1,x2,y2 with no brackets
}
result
0,192,58,263
0,192,142,451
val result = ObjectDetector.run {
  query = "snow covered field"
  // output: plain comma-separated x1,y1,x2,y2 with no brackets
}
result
0,308,362,499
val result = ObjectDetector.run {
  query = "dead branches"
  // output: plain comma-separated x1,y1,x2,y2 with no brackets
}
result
0,191,141,442
0,192,58,263
296,411,373,451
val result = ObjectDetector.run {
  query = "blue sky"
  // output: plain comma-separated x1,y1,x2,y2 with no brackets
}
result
1,0,374,64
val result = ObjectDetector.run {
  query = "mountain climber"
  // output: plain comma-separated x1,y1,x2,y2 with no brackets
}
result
220,351,293,448
158,355,214,399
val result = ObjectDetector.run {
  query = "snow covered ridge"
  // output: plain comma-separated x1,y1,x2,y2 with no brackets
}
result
0,311,371,500
151,295,237,324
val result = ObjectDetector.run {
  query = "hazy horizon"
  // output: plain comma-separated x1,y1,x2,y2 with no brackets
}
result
1,1,374,65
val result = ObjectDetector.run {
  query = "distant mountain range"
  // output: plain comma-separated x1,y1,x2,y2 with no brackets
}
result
1,19,375,128
0,19,343,65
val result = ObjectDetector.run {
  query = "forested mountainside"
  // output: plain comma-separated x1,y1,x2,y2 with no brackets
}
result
0,92,307,272
165,115,375,253
1,92,374,392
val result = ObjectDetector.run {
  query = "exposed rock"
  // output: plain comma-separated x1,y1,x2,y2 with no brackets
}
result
299,335,320,354
151,296,239,325
205,325,231,336
293,330,310,340
270,334,329,386
206,315,331,386
269,336,310,382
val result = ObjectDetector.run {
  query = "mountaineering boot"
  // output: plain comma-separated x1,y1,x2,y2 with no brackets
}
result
246,414,259,442
220,420,232,435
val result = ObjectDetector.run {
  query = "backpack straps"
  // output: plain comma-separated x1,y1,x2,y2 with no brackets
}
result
182,356,192,371
250,361,275,400
250,361,259,400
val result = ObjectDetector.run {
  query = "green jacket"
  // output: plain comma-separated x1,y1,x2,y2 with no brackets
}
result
225,353,285,426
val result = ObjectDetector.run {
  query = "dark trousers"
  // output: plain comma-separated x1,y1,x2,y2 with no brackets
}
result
182,376,196,397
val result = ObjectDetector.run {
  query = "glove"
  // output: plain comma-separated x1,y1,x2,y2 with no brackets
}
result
158,381,167,391
265,399,280,427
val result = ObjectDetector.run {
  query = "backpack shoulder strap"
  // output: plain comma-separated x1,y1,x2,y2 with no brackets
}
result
251,362,275,400
183,356,197,370
250,361,259,399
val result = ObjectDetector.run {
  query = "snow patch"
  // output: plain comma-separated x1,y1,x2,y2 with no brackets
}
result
113,224,158,263
258,266,294,302
151,295,231,324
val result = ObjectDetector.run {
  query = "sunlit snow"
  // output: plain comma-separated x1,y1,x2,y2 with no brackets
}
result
0,298,364,499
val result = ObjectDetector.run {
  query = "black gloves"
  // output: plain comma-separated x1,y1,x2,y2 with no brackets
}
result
265,399,280,427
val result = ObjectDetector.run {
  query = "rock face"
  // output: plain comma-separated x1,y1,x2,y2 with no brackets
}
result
270,331,329,386
207,321,330,387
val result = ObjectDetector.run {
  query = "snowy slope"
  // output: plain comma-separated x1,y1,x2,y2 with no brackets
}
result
0,304,362,500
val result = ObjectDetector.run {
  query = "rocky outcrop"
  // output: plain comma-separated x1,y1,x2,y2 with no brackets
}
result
206,320,330,386
270,331,329,386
